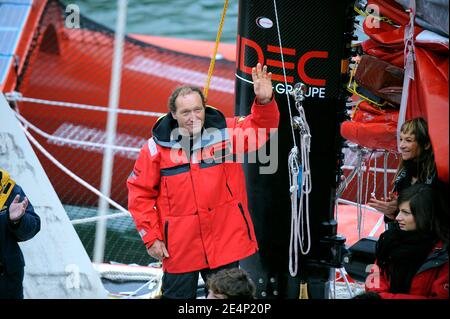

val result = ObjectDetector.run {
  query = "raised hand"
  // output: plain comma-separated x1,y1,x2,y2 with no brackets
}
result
252,63,273,105
9,194,28,222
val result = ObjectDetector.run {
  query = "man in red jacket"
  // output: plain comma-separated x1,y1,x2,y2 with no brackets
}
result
127,63,279,298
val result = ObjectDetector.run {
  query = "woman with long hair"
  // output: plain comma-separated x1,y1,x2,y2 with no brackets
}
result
368,117,437,221
365,184,448,299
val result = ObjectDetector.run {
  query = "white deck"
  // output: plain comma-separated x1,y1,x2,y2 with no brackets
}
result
0,93,107,298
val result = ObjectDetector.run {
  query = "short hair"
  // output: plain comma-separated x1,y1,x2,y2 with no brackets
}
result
168,85,206,113
206,268,256,299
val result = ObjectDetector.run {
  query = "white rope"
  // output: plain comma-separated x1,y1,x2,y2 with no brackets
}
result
16,117,131,223
342,165,396,174
288,93,312,277
368,215,385,237
15,112,140,154
5,92,165,118
101,271,159,282
235,73,255,85
356,149,363,239
371,155,378,198
338,268,355,298
273,0,297,148
299,129,312,256
122,280,158,299
71,212,130,225
337,198,381,214
273,0,311,277
336,197,384,238
361,151,373,238
273,0,314,278
288,147,300,276
337,165,359,198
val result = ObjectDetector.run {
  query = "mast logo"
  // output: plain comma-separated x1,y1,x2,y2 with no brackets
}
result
256,17,273,29
237,35,329,98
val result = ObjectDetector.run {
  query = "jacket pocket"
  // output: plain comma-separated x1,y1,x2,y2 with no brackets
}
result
162,215,207,272
238,202,252,241
162,172,197,216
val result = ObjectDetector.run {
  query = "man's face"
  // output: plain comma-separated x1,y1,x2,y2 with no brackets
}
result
172,92,205,136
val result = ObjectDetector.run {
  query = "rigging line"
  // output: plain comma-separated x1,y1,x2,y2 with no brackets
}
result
342,165,396,174
288,149,298,275
203,0,229,99
16,118,131,221
371,153,377,197
235,72,254,85
299,132,311,255
5,93,164,117
356,148,363,239
14,112,140,154
273,0,297,147
288,89,312,275
369,215,385,237
337,198,381,214
362,151,374,237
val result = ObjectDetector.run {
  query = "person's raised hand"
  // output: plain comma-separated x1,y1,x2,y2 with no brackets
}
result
252,63,273,105
9,195,28,222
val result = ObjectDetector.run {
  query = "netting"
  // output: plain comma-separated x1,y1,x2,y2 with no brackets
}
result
9,0,401,266
13,0,236,265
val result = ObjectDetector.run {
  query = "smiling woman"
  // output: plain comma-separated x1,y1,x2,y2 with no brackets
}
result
363,184,449,299
367,117,438,222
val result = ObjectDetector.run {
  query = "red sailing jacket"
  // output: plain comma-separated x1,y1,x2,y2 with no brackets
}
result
365,242,449,299
127,98,279,273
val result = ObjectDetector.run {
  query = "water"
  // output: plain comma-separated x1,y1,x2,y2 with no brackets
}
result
66,0,239,43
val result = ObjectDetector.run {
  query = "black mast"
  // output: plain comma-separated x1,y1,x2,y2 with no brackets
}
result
235,0,355,299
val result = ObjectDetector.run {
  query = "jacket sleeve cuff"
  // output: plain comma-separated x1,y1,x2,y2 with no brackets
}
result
7,209,23,230
143,231,163,249
254,95,274,106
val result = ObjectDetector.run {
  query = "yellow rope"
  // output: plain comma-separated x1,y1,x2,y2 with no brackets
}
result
203,0,229,100
354,5,367,17
354,4,396,26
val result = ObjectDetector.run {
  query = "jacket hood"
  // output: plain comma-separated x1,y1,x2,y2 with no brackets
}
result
417,242,448,274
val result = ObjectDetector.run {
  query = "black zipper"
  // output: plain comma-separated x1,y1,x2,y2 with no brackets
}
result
238,203,252,240
164,220,169,254
226,182,233,197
